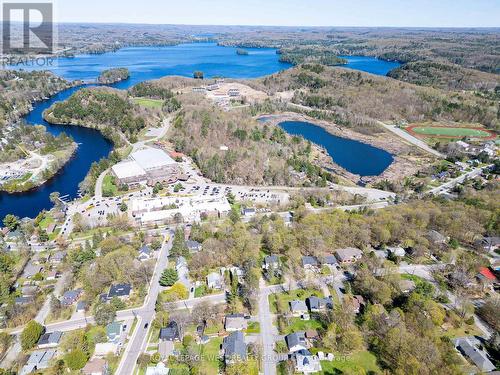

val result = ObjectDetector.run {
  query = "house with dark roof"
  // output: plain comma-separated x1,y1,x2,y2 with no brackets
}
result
285,332,308,352
321,254,338,267
301,256,319,270
454,337,495,373
186,240,202,253
37,331,62,349
222,331,247,364
61,289,83,306
138,245,153,262
49,251,66,264
476,236,500,252
306,296,333,312
15,296,34,306
160,321,180,342
107,284,132,300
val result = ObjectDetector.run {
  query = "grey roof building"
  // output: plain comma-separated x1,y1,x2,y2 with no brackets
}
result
160,321,180,342
285,331,307,352
454,337,495,372
290,300,308,315
186,240,202,253
225,314,248,332
37,331,62,348
223,331,247,364
264,254,280,269
108,283,132,299
306,296,333,312
301,256,319,268
61,289,82,306
335,248,363,264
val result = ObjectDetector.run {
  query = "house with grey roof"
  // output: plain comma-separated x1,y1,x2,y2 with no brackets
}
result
160,321,180,342
20,349,56,375
106,322,123,343
285,332,308,353
306,296,333,312
387,246,406,257
37,331,62,349
334,248,363,264
222,331,247,364
293,349,322,374
454,337,495,372
49,251,66,264
186,240,202,253
263,255,280,270
138,245,153,261
321,254,338,267
107,283,132,300
15,296,34,306
301,256,319,270
289,300,308,317
206,271,223,290
225,314,248,332
23,262,43,279
61,289,83,306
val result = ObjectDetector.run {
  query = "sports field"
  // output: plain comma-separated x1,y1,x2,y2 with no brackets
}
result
407,124,496,140
131,97,164,109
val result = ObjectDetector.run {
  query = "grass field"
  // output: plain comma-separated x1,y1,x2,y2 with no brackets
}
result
132,97,164,109
407,124,495,140
319,351,381,374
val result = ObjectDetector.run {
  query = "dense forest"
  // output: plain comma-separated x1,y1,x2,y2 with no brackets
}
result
253,65,500,133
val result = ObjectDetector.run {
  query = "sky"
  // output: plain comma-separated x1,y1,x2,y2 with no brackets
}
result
7,0,500,27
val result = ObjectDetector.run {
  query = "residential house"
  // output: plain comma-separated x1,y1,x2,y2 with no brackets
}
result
227,88,240,97
15,296,34,305
222,331,247,364
387,246,406,257
45,223,56,235
305,329,319,341
476,237,500,252
349,295,366,314
107,283,132,301
19,350,56,375
427,230,447,245
76,301,87,313
37,331,62,349
290,300,309,318
285,332,308,352
293,349,322,374
46,270,61,281
106,322,123,343
160,321,180,342
145,362,169,375
242,208,256,217
334,248,363,264
82,358,108,375
454,337,495,373
186,240,202,253
206,272,223,290
301,256,319,270
306,296,333,313
225,314,248,332
49,251,66,264
321,254,338,268
263,255,280,270
61,289,83,306
477,267,497,286
138,245,153,261
23,262,43,279
21,285,38,297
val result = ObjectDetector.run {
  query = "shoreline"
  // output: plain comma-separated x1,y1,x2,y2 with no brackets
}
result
258,112,435,185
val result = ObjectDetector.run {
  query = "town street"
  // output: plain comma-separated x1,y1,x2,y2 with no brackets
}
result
258,278,278,375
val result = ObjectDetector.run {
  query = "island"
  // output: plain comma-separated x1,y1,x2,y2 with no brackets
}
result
97,67,130,84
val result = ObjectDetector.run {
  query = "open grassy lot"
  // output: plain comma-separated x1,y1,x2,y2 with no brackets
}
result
407,124,494,139
280,317,323,335
132,97,164,109
319,350,381,374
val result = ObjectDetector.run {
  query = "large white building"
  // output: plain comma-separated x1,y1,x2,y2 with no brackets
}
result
131,195,231,225
111,148,185,187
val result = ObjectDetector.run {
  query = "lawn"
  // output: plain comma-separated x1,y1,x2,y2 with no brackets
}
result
319,350,381,374
199,337,223,375
102,174,118,196
409,126,492,138
132,97,164,109
245,321,261,334
269,288,323,314
280,317,323,335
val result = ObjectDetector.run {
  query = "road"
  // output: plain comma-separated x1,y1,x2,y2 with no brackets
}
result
258,278,278,375
427,165,490,195
115,229,173,375
378,122,445,158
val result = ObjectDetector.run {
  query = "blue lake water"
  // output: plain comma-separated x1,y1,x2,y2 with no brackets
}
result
340,55,401,76
279,121,394,177
0,43,396,219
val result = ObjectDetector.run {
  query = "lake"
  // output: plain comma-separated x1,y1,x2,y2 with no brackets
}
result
340,55,401,76
0,44,397,219
279,121,394,177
